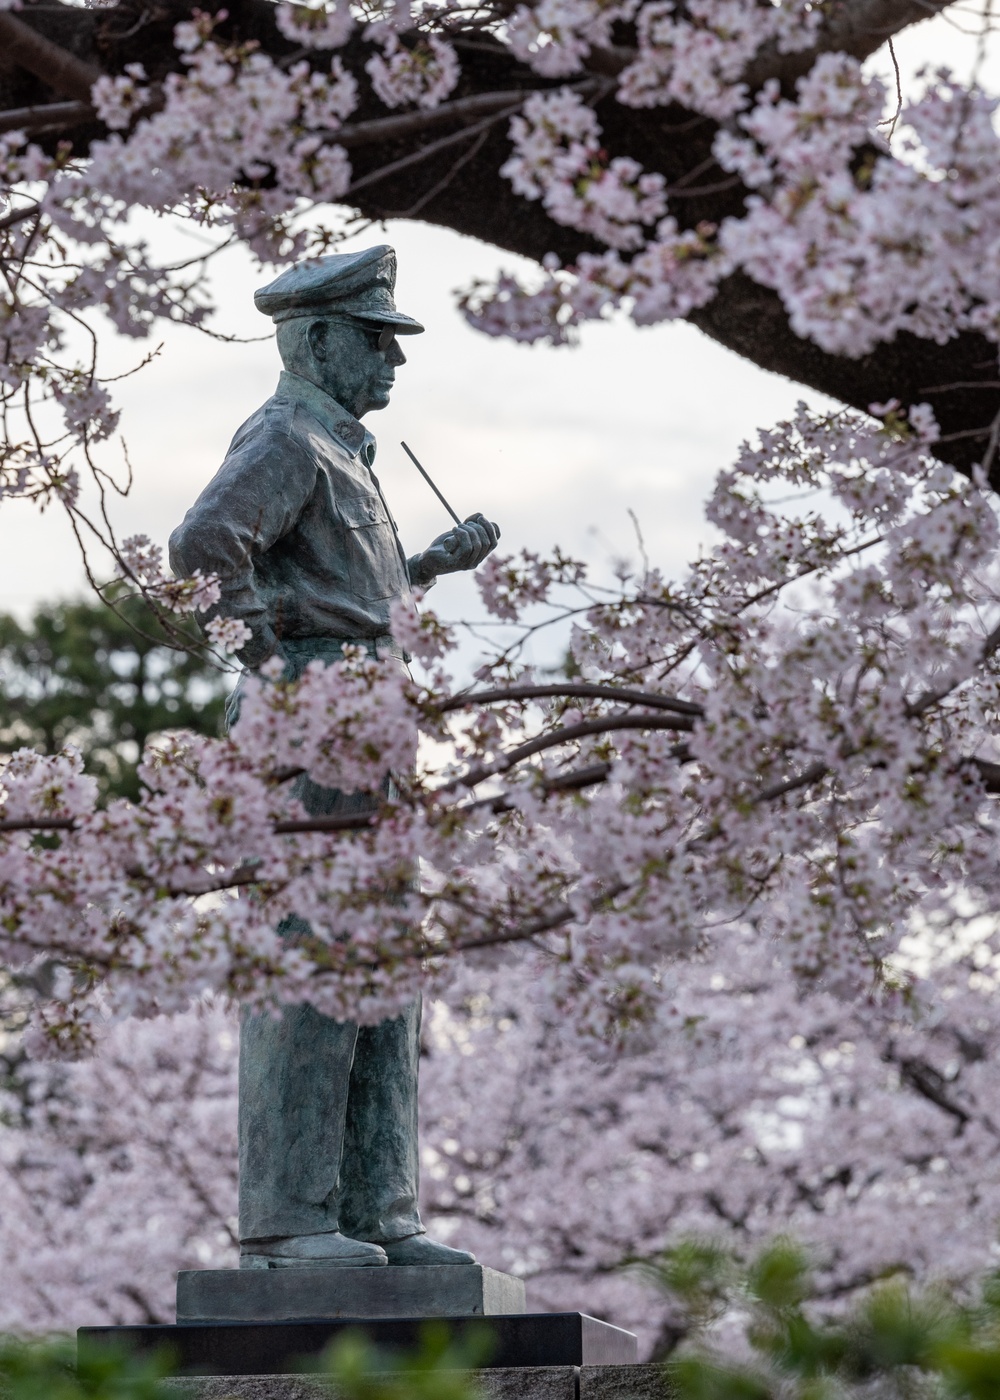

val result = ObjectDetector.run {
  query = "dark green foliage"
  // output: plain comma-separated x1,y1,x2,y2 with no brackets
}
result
643,1238,1000,1398
0,591,231,802
0,1336,176,1400
0,1326,487,1400
316,1320,492,1400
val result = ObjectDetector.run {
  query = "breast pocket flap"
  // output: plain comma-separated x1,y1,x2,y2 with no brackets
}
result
340,494,389,529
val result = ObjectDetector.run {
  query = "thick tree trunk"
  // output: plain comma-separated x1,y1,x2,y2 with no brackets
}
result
3,0,996,479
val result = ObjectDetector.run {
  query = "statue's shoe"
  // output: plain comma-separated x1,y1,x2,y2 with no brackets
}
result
379,1235,476,1265
240,1231,388,1269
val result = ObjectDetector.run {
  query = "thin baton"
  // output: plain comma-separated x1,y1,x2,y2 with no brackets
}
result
401,441,463,527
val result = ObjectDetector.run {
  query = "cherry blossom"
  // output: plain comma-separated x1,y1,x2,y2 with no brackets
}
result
4,0,999,555
275,0,354,51
0,1004,239,1329
205,616,253,654
3,402,1000,1066
507,0,638,79
6,0,1000,1343
366,34,460,111
418,931,1000,1357
616,0,820,119
9,926,1000,1358
500,89,667,251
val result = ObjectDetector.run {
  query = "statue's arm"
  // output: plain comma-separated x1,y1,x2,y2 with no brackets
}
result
406,554,438,589
168,429,317,668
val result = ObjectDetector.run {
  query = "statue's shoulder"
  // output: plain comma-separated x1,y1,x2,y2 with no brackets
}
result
226,390,302,458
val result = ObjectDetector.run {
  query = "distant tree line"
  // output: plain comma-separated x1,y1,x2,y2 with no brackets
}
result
0,592,231,802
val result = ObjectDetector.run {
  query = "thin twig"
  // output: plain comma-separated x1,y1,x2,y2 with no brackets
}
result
884,36,903,140
395,124,491,218
906,610,1000,718
343,100,526,198
752,761,828,806
336,88,542,148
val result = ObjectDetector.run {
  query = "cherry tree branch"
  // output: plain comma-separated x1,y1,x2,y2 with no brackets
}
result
453,713,695,790
343,100,527,197
0,12,101,102
742,0,958,92
443,880,630,954
337,89,549,148
906,616,1000,719
2,3,995,481
437,682,703,718
0,99,95,137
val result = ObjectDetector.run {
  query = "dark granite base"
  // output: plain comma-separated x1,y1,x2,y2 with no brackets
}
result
78,1314,637,1375
161,1366,676,1399
164,1367,582,1399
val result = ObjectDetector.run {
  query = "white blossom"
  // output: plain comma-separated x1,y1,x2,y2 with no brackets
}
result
205,616,253,654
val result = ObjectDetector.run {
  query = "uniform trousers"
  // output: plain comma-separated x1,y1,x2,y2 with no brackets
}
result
232,635,425,1247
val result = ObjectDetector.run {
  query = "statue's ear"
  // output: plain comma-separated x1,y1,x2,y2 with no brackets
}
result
306,318,329,362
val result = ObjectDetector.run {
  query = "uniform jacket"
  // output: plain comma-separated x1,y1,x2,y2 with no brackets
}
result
169,371,414,669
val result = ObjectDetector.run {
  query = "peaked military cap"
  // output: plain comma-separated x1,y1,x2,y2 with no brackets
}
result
254,245,424,332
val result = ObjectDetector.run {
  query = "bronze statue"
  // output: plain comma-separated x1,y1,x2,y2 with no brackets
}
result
170,245,500,1270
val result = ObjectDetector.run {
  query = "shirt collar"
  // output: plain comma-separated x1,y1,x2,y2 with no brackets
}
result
277,370,376,465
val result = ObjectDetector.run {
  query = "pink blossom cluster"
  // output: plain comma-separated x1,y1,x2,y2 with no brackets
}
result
503,0,818,112
507,0,638,79
420,936,1000,1355
8,924,1000,1354
617,0,820,119
458,264,584,345
0,1004,239,1329
6,405,1000,1061
715,58,1000,355
0,10,360,554
461,219,727,343
366,34,460,110
205,615,254,654
86,13,358,236
117,533,222,616
463,26,1000,360
91,64,153,132
6,0,1000,548
275,0,354,51
500,89,667,250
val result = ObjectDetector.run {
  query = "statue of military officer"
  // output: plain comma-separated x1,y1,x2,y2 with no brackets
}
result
169,246,500,1269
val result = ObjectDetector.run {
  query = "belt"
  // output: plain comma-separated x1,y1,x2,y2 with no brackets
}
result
281,635,410,665
226,634,410,729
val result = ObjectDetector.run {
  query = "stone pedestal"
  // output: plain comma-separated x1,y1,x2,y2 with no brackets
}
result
164,1368,581,1400
161,1365,674,1399
78,1314,637,1375
177,1264,525,1323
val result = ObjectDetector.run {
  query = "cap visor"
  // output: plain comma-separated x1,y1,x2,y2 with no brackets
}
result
356,310,425,335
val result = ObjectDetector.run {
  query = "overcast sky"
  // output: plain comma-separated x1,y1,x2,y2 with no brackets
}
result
0,8,991,665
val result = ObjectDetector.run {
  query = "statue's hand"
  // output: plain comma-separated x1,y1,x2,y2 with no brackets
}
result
411,513,500,585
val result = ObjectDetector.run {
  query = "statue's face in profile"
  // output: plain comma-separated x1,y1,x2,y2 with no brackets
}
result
306,317,407,418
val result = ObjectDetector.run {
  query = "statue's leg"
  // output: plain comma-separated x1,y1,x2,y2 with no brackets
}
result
233,639,470,1265
235,649,382,1257
338,995,476,1265
337,995,424,1244
238,995,358,1244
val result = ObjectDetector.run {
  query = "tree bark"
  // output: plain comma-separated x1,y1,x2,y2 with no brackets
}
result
3,0,996,479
